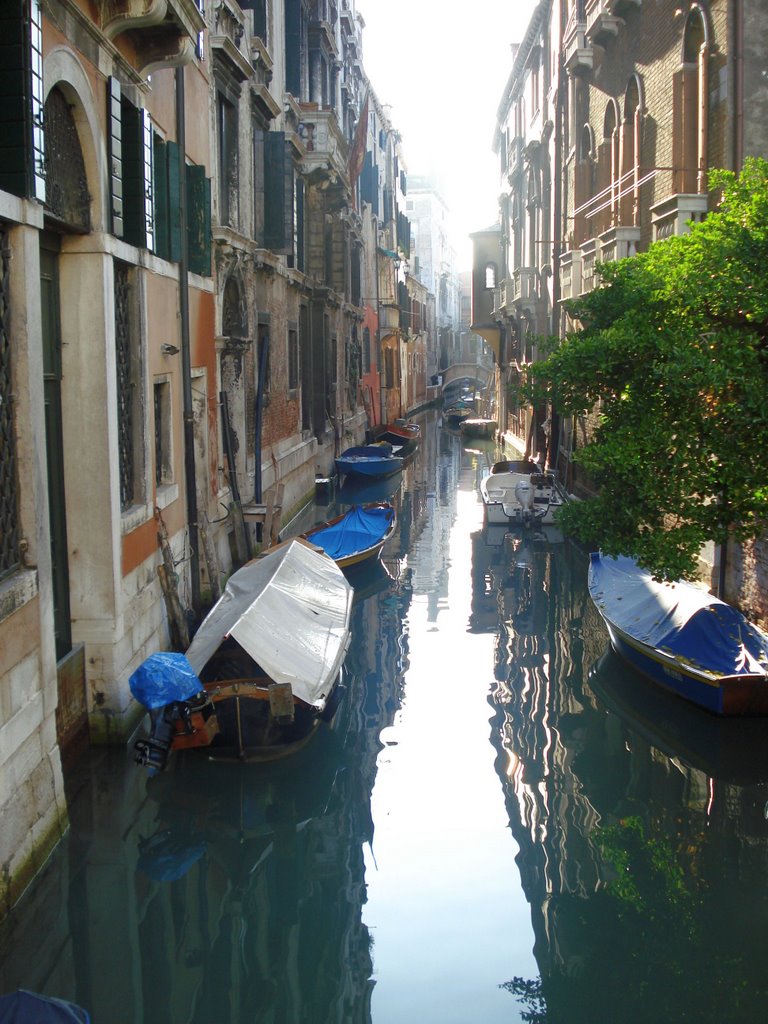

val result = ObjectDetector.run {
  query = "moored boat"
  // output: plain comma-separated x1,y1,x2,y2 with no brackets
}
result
130,538,354,769
480,459,564,527
301,501,396,569
460,417,497,439
335,443,403,480
588,552,768,716
371,422,421,462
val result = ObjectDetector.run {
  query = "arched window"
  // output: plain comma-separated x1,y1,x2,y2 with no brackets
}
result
620,76,643,225
597,101,619,233
671,5,709,195
43,87,90,232
484,262,497,290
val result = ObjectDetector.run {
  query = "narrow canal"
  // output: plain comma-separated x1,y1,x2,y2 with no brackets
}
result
2,411,768,1023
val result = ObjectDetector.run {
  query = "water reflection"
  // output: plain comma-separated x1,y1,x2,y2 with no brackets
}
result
484,534,768,1023
3,416,768,1023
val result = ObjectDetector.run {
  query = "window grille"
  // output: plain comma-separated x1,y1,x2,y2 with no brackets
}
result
115,261,134,510
0,227,19,578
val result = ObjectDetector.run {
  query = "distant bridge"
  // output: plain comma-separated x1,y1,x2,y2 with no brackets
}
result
440,363,493,405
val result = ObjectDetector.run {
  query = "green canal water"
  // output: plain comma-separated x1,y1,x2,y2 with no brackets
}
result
2,412,768,1023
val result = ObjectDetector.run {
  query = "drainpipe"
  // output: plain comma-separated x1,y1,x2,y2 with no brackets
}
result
176,66,201,616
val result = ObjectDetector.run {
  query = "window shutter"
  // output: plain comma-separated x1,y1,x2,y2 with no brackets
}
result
264,131,293,254
284,0,301,97
0,0,45,200
153,136,169,259
295,177,305,272
107,78,123,236
122,97,146,246
167,140,182,263
253,128,265,245
187,164,211,276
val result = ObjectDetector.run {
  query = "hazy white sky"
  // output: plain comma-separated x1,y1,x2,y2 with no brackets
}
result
358,0,537,269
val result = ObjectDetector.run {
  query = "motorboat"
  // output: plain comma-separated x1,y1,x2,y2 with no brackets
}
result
480,458,564,527
588,552,768,716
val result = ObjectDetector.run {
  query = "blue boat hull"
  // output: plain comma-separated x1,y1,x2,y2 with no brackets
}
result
589,552,768,716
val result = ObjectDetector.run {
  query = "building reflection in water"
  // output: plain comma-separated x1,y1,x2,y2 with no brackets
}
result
0,420,429,1024
479,531,768,1023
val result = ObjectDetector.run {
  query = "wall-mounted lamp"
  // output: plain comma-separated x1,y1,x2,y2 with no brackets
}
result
161,343,180,356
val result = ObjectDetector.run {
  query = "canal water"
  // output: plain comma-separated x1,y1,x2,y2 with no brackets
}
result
2,410,768,1023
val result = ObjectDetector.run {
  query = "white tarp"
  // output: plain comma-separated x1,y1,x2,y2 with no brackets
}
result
185,539,353,708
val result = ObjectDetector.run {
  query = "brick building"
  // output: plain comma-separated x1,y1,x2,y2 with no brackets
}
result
473,0,768,614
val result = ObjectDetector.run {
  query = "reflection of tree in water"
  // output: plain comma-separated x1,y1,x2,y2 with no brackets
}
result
487,537,768,1024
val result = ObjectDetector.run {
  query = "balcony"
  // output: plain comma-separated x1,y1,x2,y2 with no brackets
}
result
585,0,623,46
559,250,582,302
650,193,709,242
564,19,594,74
580,237,599,295
99,0,205,72
506,135,524,179
599,225,641,264
512,267,537,306
211,0,254,83
299,104,348,181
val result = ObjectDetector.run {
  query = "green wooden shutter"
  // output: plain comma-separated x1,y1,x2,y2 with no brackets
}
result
253,128,265,246
167,140,182,263
0,0,44,200
284,0,301,97
121,96,145,246
264,131,292,254
187,164,211,276
153,136,169,260
107,78,123,236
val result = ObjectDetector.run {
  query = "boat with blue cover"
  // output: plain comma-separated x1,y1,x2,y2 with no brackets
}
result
588,552,768,716
302,501,396,569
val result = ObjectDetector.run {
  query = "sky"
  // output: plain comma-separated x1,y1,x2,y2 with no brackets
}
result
357,0,538,270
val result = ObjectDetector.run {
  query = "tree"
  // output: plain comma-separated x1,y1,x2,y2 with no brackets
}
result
518,158,768,580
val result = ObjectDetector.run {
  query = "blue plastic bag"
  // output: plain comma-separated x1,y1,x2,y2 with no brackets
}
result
129,652,202,709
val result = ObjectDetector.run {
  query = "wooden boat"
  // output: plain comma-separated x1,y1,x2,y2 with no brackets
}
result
131,538,354,769
335,443,403,480
443,401,473,429
460,417,497,439
301,501,396,569
480,459,564,527
588,552,768,716
371,422,421,462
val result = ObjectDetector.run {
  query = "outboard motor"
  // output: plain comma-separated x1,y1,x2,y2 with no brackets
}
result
129,651,210,772
134,694,212,771
514,478,535,525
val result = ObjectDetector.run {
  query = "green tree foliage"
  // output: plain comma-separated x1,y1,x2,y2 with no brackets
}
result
518,158,768,579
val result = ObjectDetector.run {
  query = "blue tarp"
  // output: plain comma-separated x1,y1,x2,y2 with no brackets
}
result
589,554,768,676
0,991,89,1023
307,504,394,561
129,652,202,710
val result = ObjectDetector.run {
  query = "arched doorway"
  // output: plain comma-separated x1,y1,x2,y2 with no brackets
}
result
41,85,91,757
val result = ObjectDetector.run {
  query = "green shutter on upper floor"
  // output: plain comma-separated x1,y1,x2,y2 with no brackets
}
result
264,131,294,255
187,164,211,276
167,140,182,263
153,136,169,260
0,0,45,201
